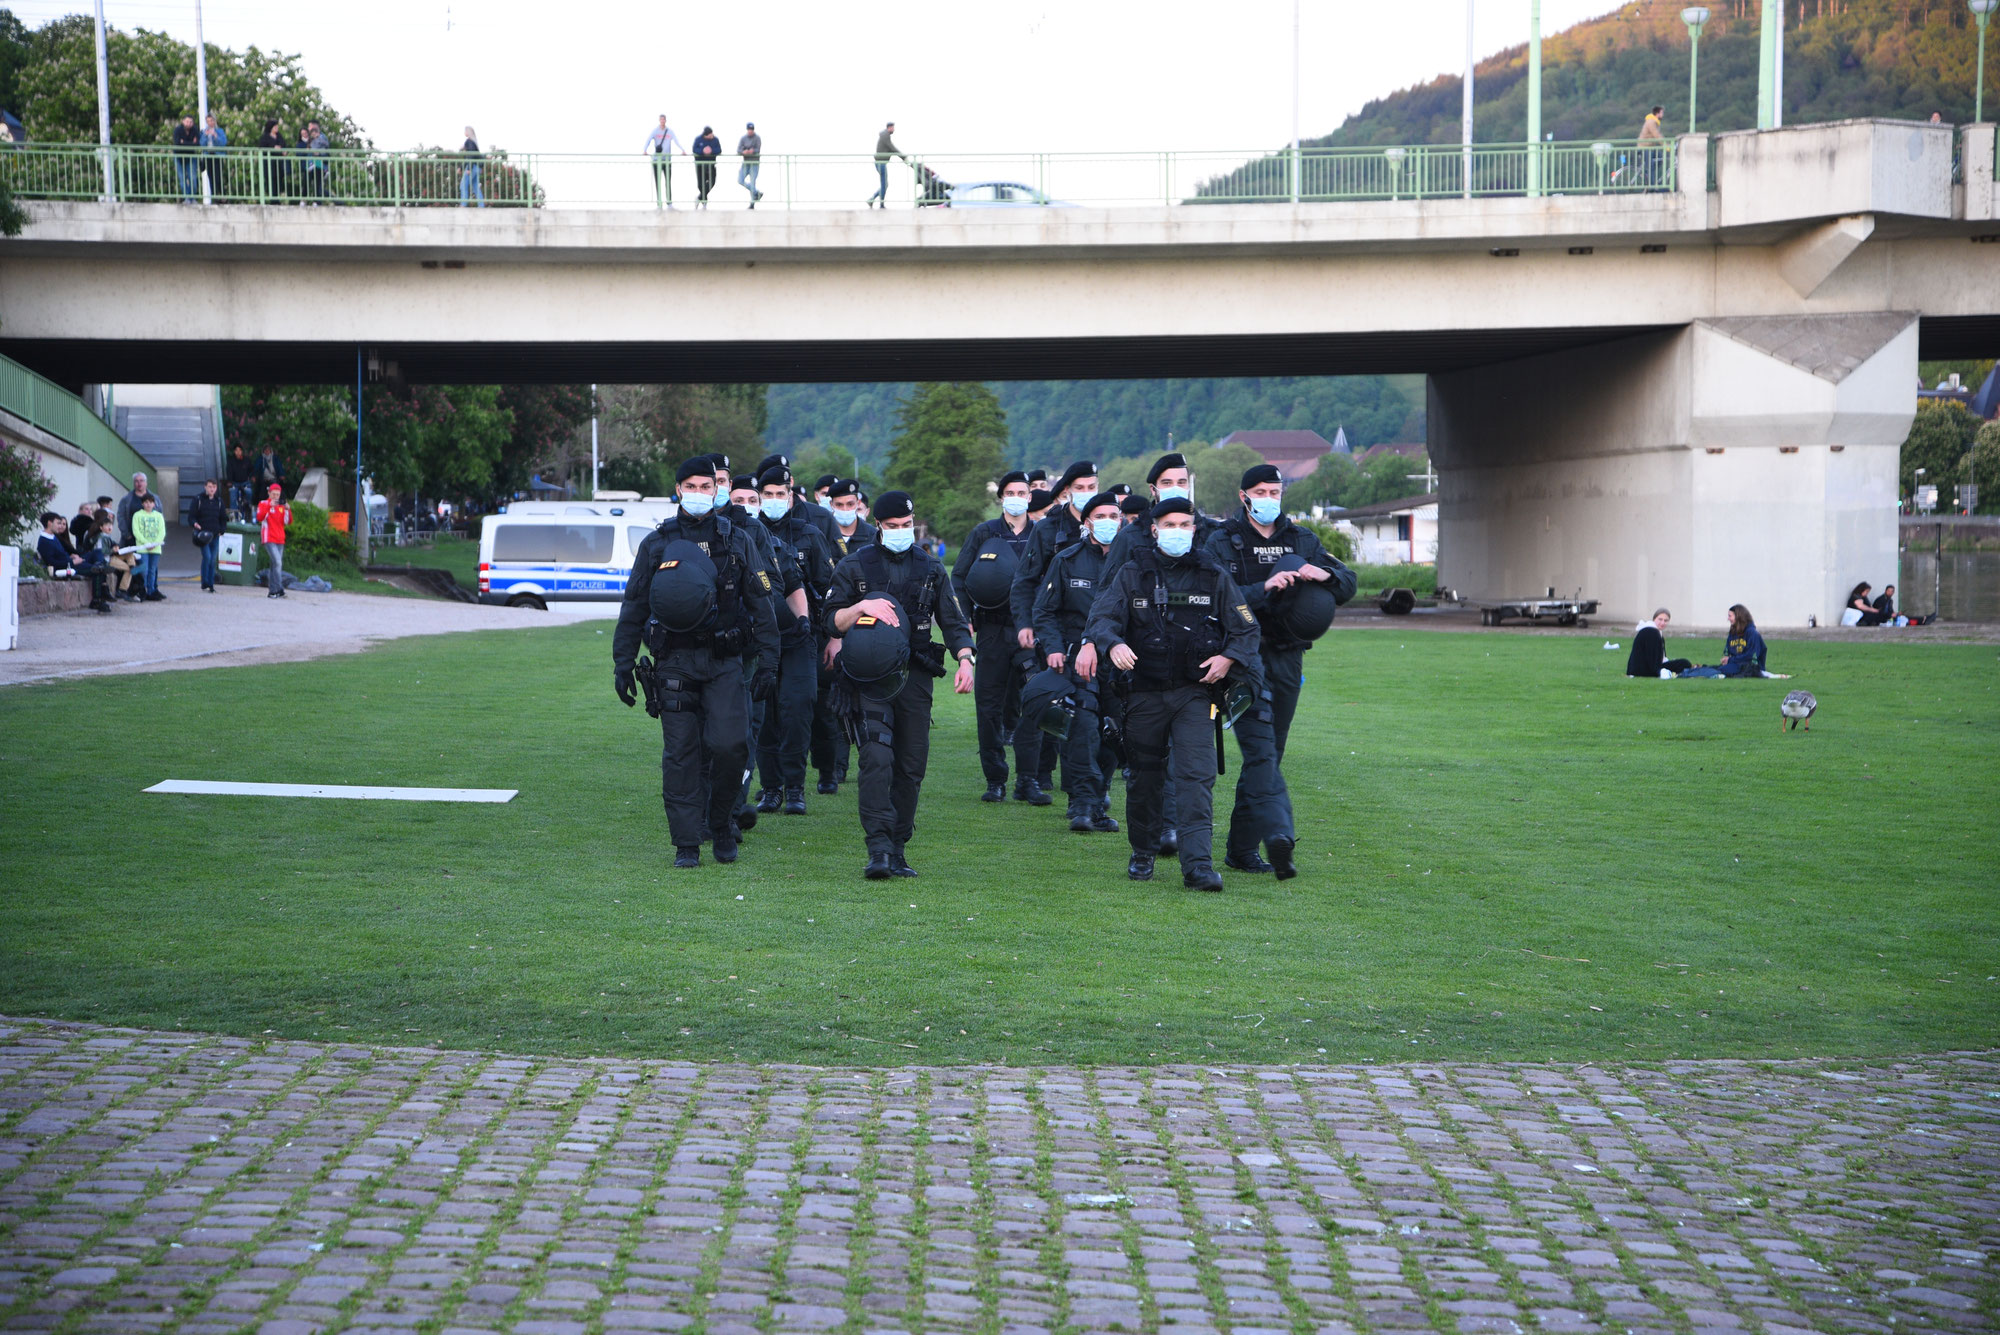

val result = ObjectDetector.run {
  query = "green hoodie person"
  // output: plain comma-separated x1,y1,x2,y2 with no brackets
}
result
132,502,166,554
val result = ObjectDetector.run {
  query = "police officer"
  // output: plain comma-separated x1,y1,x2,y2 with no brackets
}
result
755,464,838,815
1030,491,1124,833
1204,464,1355,877
1008,460,1098,803
613,456,781,868
814,478,877,793
812,474,837,507
953,471,1036,802
754,453,841,552
1083,498,1259,891
726,471,803,819
1025,488,1055,525
826,490,976,879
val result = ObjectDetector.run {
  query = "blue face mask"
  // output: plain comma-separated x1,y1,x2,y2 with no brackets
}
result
1155,527,1194,558
1248,497,1283,526
1156,485,1190,503
759,498,790,522
833,507,857,526
1090,518,1120,545
679,491,715,516
1001,496,1029,517
881,526,915,553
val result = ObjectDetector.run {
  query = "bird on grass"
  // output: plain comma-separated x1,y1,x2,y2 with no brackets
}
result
1780,690,1817,731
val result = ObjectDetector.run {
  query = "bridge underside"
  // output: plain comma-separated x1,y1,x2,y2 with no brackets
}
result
2,315,1995,388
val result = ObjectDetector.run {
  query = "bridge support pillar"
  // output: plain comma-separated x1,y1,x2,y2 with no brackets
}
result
1429,313,1917,630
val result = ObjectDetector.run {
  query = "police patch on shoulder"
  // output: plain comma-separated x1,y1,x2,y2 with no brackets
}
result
1235,603,1255,625
755,570,773,592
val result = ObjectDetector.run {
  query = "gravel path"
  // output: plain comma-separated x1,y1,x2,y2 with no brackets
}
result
0,1019,1992,1335
2,584,612,686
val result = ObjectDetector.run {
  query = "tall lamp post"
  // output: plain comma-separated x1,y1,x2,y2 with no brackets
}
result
1973,0,1997,123
1682,7,1710,133
1527,0,1543,197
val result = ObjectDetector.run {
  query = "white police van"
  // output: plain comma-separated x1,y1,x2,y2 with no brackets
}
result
477,499,679,609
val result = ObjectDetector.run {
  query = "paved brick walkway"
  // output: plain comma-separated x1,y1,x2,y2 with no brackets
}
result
0,1021,1993,1335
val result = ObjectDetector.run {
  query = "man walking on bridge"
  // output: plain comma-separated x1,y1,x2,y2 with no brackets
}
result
869,122,904,208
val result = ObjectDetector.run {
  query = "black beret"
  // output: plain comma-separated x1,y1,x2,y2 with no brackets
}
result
1078,491,1122,518
1241,463,1284,490
1108,483,1132,497
1119,494,1150,516
754,453,789,478
998,470,1029,490
1055,460,1097,494
757,466,792,491
731,474,759,493
1026,469,1048,485
1150,497,1195,521
709,454,730,474
827,478,860,499
1146,452,1188,484
1027,488,1055,512
814,474,838,493
872,490,915,522
676,457,714,483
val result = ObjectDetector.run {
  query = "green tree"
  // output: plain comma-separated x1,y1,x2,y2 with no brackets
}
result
1900,399,1977,500
1962,421,2000,514
221,385,355,482
6,16,364,150
0,440,55,544
884,383,1008,544
1185,441,1269,516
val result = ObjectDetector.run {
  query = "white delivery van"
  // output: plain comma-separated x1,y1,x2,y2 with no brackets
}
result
478,503,677,608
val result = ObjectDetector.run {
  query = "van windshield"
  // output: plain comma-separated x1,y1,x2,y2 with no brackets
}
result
492,524,614,564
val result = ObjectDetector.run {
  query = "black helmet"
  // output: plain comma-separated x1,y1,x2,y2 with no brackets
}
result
647,537,719,633
962,544,1018,610
1018,667,1080,740
1217,680,1257,730
840,598,911,700
1271,553,1338,642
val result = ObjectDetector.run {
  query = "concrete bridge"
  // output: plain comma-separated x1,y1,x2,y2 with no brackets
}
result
4,118,1997,627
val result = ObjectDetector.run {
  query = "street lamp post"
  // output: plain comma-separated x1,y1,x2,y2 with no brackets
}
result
92,0,112,200
1682,7,1710,133
1527,0,1543,197
1973,0,1997,123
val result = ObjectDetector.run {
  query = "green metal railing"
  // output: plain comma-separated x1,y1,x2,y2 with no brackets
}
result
0,353,152,479
0,140,1681,212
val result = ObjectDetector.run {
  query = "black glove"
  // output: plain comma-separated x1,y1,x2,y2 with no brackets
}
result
750,668,778,702
614,665,637,707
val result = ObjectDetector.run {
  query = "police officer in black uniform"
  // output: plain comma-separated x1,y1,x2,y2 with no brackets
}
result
755,464,838,815
953,470,1036,802
613,456,781,868
1083,497,1259,891
726,470,804,820
1029,490,1124,833
1007,460,1097,803
754,453,841,552
1204,463,1355,877
826,490,976,879
814,478,877,793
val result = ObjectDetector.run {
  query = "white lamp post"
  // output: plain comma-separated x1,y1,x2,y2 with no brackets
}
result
1682,7,1711,133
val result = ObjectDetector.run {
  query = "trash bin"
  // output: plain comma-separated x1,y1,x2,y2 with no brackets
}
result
216,522,263,588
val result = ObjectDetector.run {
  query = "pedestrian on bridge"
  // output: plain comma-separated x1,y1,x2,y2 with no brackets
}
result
459,128,486,207
693,127,721,207
645,115,685,208
171,115,200,202
200,114,228,199
869,122,904,208
300,121,329,202
738,122,764,208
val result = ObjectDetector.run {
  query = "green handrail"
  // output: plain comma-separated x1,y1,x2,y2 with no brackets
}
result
0,140,1682,212
0,354,152,480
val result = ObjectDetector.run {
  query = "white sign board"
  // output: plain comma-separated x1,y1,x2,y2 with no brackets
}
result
217,532,244,573
1,545,16,650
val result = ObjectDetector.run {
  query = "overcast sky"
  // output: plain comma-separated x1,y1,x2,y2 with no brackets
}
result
13,0,1625,155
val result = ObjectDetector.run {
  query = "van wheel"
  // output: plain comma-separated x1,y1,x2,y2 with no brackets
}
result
507,594,547,611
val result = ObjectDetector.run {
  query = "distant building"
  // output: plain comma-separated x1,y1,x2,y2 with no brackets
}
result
1355,441,1427,463
1215,429,1335,480
1332,493,1439,566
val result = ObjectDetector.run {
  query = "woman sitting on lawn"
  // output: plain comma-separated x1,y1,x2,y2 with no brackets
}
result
1626,607,1695,677
1680,604,1788,678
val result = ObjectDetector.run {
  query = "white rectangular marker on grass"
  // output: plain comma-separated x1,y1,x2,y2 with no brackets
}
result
145,780,516,803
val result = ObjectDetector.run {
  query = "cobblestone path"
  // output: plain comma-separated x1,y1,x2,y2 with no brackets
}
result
1,1021,1993,1335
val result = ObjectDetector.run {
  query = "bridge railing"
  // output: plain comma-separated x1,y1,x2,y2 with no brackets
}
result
0,141,1679,212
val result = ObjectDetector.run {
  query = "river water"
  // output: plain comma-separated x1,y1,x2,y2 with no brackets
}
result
1897,549,2000,622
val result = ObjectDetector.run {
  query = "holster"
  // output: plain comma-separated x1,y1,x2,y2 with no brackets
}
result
638,657,664,718
910,638,948,680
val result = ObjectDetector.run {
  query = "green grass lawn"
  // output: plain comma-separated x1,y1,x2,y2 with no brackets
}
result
368,537,480,588
1,626,1993,1066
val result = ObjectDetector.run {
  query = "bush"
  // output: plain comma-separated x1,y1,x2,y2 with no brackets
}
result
281,501,356,567
0,443,57,545
1296,517,1355,563
1349,563,1438,597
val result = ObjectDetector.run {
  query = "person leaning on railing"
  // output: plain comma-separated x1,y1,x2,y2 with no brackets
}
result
200,114,227,197
300,121,330,202
257,120,289,201
171,115,200,202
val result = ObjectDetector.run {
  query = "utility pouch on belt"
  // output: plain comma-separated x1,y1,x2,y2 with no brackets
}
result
638,657,664,718
909,639,948,679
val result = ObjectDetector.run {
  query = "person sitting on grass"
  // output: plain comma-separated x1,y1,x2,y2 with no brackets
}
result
1625,607,1695,678
1680,604,1788,678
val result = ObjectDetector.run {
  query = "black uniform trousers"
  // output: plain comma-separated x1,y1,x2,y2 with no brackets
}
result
856,670,937,856
1225,645,1302,859
653,647,751,849
1123,684,1217,874
1057,678,1105,813
812,672,851,783
756,630,818,792
1264,645,1306,760
973,618,1032,786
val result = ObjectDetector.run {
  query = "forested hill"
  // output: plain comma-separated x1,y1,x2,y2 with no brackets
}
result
766,375,1423,473
1324,0,1985,149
